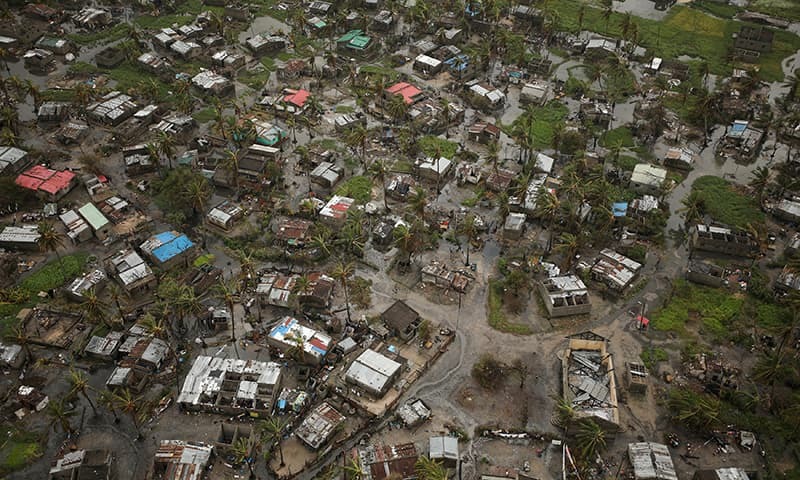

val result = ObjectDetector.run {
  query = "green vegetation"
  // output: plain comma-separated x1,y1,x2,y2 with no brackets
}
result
193,254,215,267
68,62,100,75
360,64,401,81
192,107,217,124
335,176,373,204
541,3,800,81
418,136,458,159
600,127,635,148
748,0,800,22
614,155,639,171
107,62,172,101
640,347,669,371
509,101,569,149
0,254,89,321
651,280,743,338
68,23,131,45
691,0,743,19
239,58,276,90
0,424,42,476
487,279,532,335
134,13,195,29
692,176,764,228
40,89,77,103
334,105,355,114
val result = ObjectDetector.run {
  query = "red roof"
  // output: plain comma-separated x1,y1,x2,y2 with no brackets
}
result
38,170,75,194
25,165,57,180
283,89,310,108
15,174,44,191
386,82,422,105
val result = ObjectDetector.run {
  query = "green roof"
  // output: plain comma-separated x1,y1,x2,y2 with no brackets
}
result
349,35,371,49
78,203,109,230
312,19,327,28
337,30,364,43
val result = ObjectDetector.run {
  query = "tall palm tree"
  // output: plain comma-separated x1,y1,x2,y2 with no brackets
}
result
260,416,289,467
370,159,390,212
36,221,66,282
415,456,449,480
554,232,580,270
575,419,606,461
68,368,97,415
183,175,212,219
344,456,367,480
409,187,427,219
232,437,255,479
214,278,240,358
47,398,77,436
678,192,704,227
157,131,177,170
346,125,369,170
5,325,34,362
112,388,143,439
749,166,771,205
80,288,108,327
332,262,355,325
97,389,120,423
457,213,478,267
386,94,409,125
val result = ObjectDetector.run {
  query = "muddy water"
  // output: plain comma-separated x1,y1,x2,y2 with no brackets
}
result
238,15,291,43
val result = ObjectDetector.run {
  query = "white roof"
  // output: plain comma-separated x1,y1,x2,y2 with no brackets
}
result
631,164,667,187
415,54,442,68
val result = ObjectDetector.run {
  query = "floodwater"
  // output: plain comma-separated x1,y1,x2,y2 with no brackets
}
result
238,15,291,43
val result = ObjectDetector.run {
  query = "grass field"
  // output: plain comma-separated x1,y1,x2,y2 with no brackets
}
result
192,107,216,124
692,175,764,228
0,424,42,476
651,280,744,338
418,136,458,159
335,176,373,203
748,0,800,21
507,101,569,150
542,2,800,81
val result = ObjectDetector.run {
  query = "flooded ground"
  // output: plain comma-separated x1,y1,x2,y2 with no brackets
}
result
238,15,291,43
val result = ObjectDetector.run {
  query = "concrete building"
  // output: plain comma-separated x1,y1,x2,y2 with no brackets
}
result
275,218,313,247
108,249,156,294
78,203,111,241
84,331,123,361
396,399,431,427
686,260,728,288
465,80,506,110
503,213,526,240
345,348,404,397
381,300,421,341
520,81,549,105
86,91,138,126
734,26,773,61
630,164,667,195
468,121,501,145
429,436,459,467
413,54,443,77
207,200,244,230
319,195,356,229
0,225,40,250
0,341,26,369
693,468,751,480
267,316,332,364
385,82,424,105
310,161,343,188
60,209,92,244
415,156,452,183
628,442,677,480
49,449,113,480
336,29,375,56
73,7,112,29
691,224,759,258
0,146,30,174
296,401,346,449
562,331,619,430
539,275,591,318
245,33,287,55
773,198,800,223
178,356,282,415
151,440,213,480
590,249,642,292
140,231,196,269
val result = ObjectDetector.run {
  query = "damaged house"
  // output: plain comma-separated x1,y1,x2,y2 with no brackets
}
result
691,224,759,258
562,331,620,431
538,275,591,318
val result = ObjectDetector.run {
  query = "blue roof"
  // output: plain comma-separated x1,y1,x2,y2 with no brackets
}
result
155,231,177,243
445,54,470,71
612,202,628,217
152,234,194,263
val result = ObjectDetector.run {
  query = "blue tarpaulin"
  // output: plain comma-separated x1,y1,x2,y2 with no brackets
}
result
612,202,628,217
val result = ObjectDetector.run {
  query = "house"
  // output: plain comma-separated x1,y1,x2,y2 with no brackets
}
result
123,144,157,175
212,50,246,71
95,45,125,68
66,269,107,301
16,165,77,201
486,169,516,193
347,443,418,480
691,224,759,258
415,157,452,183
49,449,113,480
396,399,431,427
693,469,751,480
275,218,313,247
385,82,424,105
468,121,501,144
465,80,506,111
23,3,60,21
0,146,30,174
413,54,443,77
585,37,617,57
345,348,404,397
109,250,156,294
408,99,465,133
309,1,334,15
334,112,367,132
734,26,773,60
140,231,196,269
60,210,91,244
429,436,459,468
23,49,55,73
245,33,287,56
503,213,527,240
296,401,345,449
629,164,667,195
78,203,112,241
386,175,416,200
87,91,138,126
0,341,26,369
718,120,765,161
421,261,471,293
590,249,643,292
84,330,123,361
267,316,332,364
562,332,619,430
153,27,179,48
235,145,279,184
73,7,112,29
35,36,74,55
178,356,282,415
686,260,728,288
0,225,40,250
413,39,439,55
319,195,356,229
663,147,696,170
252,119,288,147
137,52,171,73
520,81,549,105
256,272,297,308
151,441,213,480
381,300,421,341
207,200,244,230
628,443,677,480
299,272,335,308
372,10,394,31
191,70,234,96
267,88,311,116
55,121,90,145
539,275,591,318
773,198,800,223
37,102,69,123
337,30,375,56
310,161,343,188
579,100,613,127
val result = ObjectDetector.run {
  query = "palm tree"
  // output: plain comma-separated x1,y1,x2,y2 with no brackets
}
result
554,232,580,270
97,389,120,423
214,278,240,358
112,388,144,439
46,398,77,436
575,419,606,461
68,368,97,415
409,187,427,219
749,166,771,205
386,94,409,124
36,221,65,282
577,5,586,33
80,288,108,326
332,262,355,325
678,192,704,227
415,456,449,480
157,131,177,170
619,13,634,43
232,437,255,479
260,416,289,467
107,283,127,326
183,175,212,219
370,159,390,211
457,213,478,267
346,125,369,170
344,456,367,480
5,325,34,362
753,350,790,408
